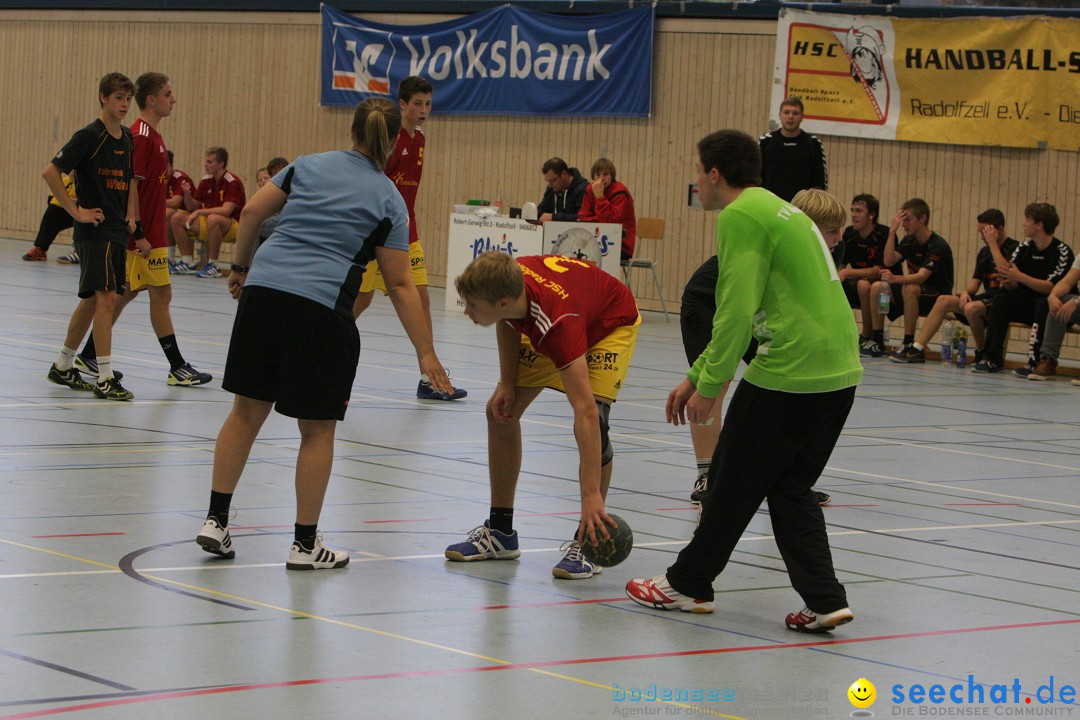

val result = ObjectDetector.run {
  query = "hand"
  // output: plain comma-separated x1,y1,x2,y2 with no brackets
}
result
417,353,452,396
576,493,615,547
665,377,697,426
134,238,151,257
890,210,907,233
488,382,516,424
880,269,896,284
227,270,247,300
538,212,553,223
957,291,971,308
74,206,104,226
591,179,605,199
997,263,1022,283
684,391,718,426
180,181,192,194
1052,296,1078,322
126,216,137,235
978,224,996,245
837,267,850,281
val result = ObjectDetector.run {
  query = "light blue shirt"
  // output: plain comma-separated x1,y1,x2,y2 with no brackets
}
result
246,150,409,316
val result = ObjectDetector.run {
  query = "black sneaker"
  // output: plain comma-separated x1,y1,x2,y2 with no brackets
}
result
74,355,123,381
972,361,1003,374
889,345,925,363
690,471,708,504
814,490,832,506
859,341,885,358
973,349,985,365
47,364,94,391
1013,365,1034,378
93,377,134,401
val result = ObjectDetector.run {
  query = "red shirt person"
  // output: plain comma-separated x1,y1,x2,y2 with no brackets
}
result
577,157,637,262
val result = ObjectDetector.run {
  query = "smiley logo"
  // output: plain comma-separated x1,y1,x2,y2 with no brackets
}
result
848,678,876,708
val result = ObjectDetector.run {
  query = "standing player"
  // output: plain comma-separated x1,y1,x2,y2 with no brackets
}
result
73,73,212,387
44,72,138,401
353,76,466,401
627,130,861,632
444,251,640,579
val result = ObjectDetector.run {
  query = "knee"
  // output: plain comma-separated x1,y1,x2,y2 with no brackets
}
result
856,280,871,298
901,283,921,299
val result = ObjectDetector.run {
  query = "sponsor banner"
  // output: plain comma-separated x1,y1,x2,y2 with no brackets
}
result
322,3,653,116
772,9,1080,151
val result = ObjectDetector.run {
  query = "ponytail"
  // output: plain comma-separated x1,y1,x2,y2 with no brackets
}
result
351,97,402,171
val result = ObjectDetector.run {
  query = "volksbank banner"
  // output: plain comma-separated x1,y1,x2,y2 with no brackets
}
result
771,9,1080,151
321,4,654,116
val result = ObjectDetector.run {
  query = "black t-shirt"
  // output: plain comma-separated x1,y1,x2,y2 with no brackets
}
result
1009,237,1075,296
841,223,901,273
897,232,953,294
51,119,134,243
971,237,1019,294
758,130,827,202
682,255,717,309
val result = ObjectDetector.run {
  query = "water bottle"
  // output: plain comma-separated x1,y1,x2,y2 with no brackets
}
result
940,318,953,364
878,283,891,315
954,325,968,368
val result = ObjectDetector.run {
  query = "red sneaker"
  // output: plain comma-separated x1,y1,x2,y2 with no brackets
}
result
625,574,715,613
22,246,47,261
785,606,854,633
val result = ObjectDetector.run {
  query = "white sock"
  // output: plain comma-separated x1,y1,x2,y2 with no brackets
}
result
420,373,431,384
55,346,77,371
97,356,113,381
167,246,176,261
696,459,710,475
913,342,925,351
182,255,193,265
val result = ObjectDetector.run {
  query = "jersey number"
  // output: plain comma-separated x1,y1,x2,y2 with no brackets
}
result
543,256,590,274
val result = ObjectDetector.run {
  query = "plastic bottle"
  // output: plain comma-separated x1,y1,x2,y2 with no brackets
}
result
940,318,953,364
954,325,968,368
878,283,891,315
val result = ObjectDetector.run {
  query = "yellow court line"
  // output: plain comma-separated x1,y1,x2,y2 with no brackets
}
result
0,535,746,719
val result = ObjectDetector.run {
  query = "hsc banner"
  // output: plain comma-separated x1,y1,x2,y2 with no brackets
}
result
321,4,654,116
771,9,1080,151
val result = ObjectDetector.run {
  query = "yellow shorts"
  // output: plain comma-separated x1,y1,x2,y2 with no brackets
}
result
186,215,238,243
359,241,427,294
126,247,171,291
514,315,641,402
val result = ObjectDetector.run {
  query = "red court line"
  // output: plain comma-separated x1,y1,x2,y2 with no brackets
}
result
6,617,1076,719
944,503,1020,507
826,504,879,508
364,517,447,524
30,533,126,539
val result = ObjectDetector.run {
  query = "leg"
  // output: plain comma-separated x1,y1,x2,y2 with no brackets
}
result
1037,294,1080,364
488,386,545,507
900,283,922,337
856,279,873,335
33,204,74,253
914,294,960,347
294,419,338,525
964,301,988,349
206,214,230,262
170,212,194,257
868,281,884,331
210,395,274,494
1026,296,1050,367
63,296,97,351
146,285,176,338
91,290,118,359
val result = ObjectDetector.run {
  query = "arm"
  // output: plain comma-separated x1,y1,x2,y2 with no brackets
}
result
42,164,101,225
557,356,613,546
536,188,555,221
129,178,149,255
181,183,200,212
999,263,1053,295
884,266,932,286
591,189,631,226
554,181,588,222
189,201,237,222
1048,266,1080,320
227,182,287,298
957,277,981,307
882,210,904,267
576,190,596,221
838,266,882,282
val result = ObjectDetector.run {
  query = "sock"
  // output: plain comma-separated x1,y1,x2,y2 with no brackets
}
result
208,490,233,527
182,254,193,266
858,334,868,343
81,334,97,361
55,346,77,371
913,342,925,351
158,334,185,370
420,373,431,384
294,523,318,550
872,330,884,344
167,246,176,262
489,507,514,535
696,459,710,478
96,357,113,382
903,334,914,346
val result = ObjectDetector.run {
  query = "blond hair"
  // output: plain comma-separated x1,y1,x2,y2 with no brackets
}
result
351,97,401,171
454,251,524,305
791,189,846,232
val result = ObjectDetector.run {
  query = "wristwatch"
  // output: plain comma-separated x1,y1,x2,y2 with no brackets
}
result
230,263,250,274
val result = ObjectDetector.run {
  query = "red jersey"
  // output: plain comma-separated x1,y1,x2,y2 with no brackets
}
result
384,126,424,244
193,171,246,220
168,169,194,201
578,180,637,259
507,255,638,369
130,118,169,249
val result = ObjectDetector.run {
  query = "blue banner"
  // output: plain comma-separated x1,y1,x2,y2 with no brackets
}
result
320,4,654,116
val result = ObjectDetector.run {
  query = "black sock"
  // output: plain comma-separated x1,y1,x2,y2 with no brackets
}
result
872,330,884,343
903,334,914,346
208,490,233,527
81,334,96,360
294,523,318,550
489,507,514,535
158,334,186,371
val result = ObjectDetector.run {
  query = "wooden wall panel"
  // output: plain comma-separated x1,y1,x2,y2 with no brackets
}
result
1,10,1076,360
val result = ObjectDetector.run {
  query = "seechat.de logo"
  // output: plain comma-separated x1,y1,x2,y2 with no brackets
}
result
848,678,876,717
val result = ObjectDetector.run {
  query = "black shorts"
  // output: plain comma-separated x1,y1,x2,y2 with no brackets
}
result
223,286,361,420
680,300,757,367
74,239,127,299
841,278,863,309
955,291,996,326
887,284,942,320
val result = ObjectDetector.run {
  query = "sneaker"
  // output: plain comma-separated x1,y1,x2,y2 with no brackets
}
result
552,541,602,580
690,471,709,504
625,574,715,613
972,361,1003,374
195,262,221,278
286,535,350,570
1029,357,1057,381
1072,379,1080,387
93,377,134,401
417,378,467,401
814,490,832,506
444,521,520,561
46,364,94,391
785,606,854,633
973,349,985,365
195,517,235,559
171,260,195,275
1013,365,1034,378
168,362,213,387
56,250,80,265
73,355,123,381
889,345,925,363
859,341,884,358
23,246,47,261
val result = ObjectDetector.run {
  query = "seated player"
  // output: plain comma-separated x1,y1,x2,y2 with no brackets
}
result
836,194,895,347
1029,253,1080,380
165,151,195,272
167,145,246,278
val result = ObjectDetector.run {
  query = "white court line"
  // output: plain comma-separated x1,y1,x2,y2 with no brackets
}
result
844,433,1080,473
2,518,1076,580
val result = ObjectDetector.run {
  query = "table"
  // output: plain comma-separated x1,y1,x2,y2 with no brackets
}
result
444,213,544,311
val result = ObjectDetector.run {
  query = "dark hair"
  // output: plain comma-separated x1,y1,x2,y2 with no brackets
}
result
591,157,617,183
697,129,761,189
352,97,401,171
266,157,289,176
976,208,1006,228
1024,202,1059,235
205,146,229,167
98,72,134,107
780,96,804,112
851,194,879,224
134,72,169,110
901,198,931,223
398,75,434,102
542,157,569,175
167,150,174,165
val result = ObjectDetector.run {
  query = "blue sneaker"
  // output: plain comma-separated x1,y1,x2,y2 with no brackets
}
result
417,378,467,401
167,362,213,387
552,541,602,579
972,361,1003,373
1013,365,1034,378
195,262,221,278
444,521,520,561
171,260,195,275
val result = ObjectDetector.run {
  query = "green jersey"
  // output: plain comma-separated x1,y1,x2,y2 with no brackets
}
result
688,187,862,395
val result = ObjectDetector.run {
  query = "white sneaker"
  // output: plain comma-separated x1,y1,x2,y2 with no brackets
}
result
286,535,350,570
195,517,235,559
785,606,854,633
625,574,715,613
